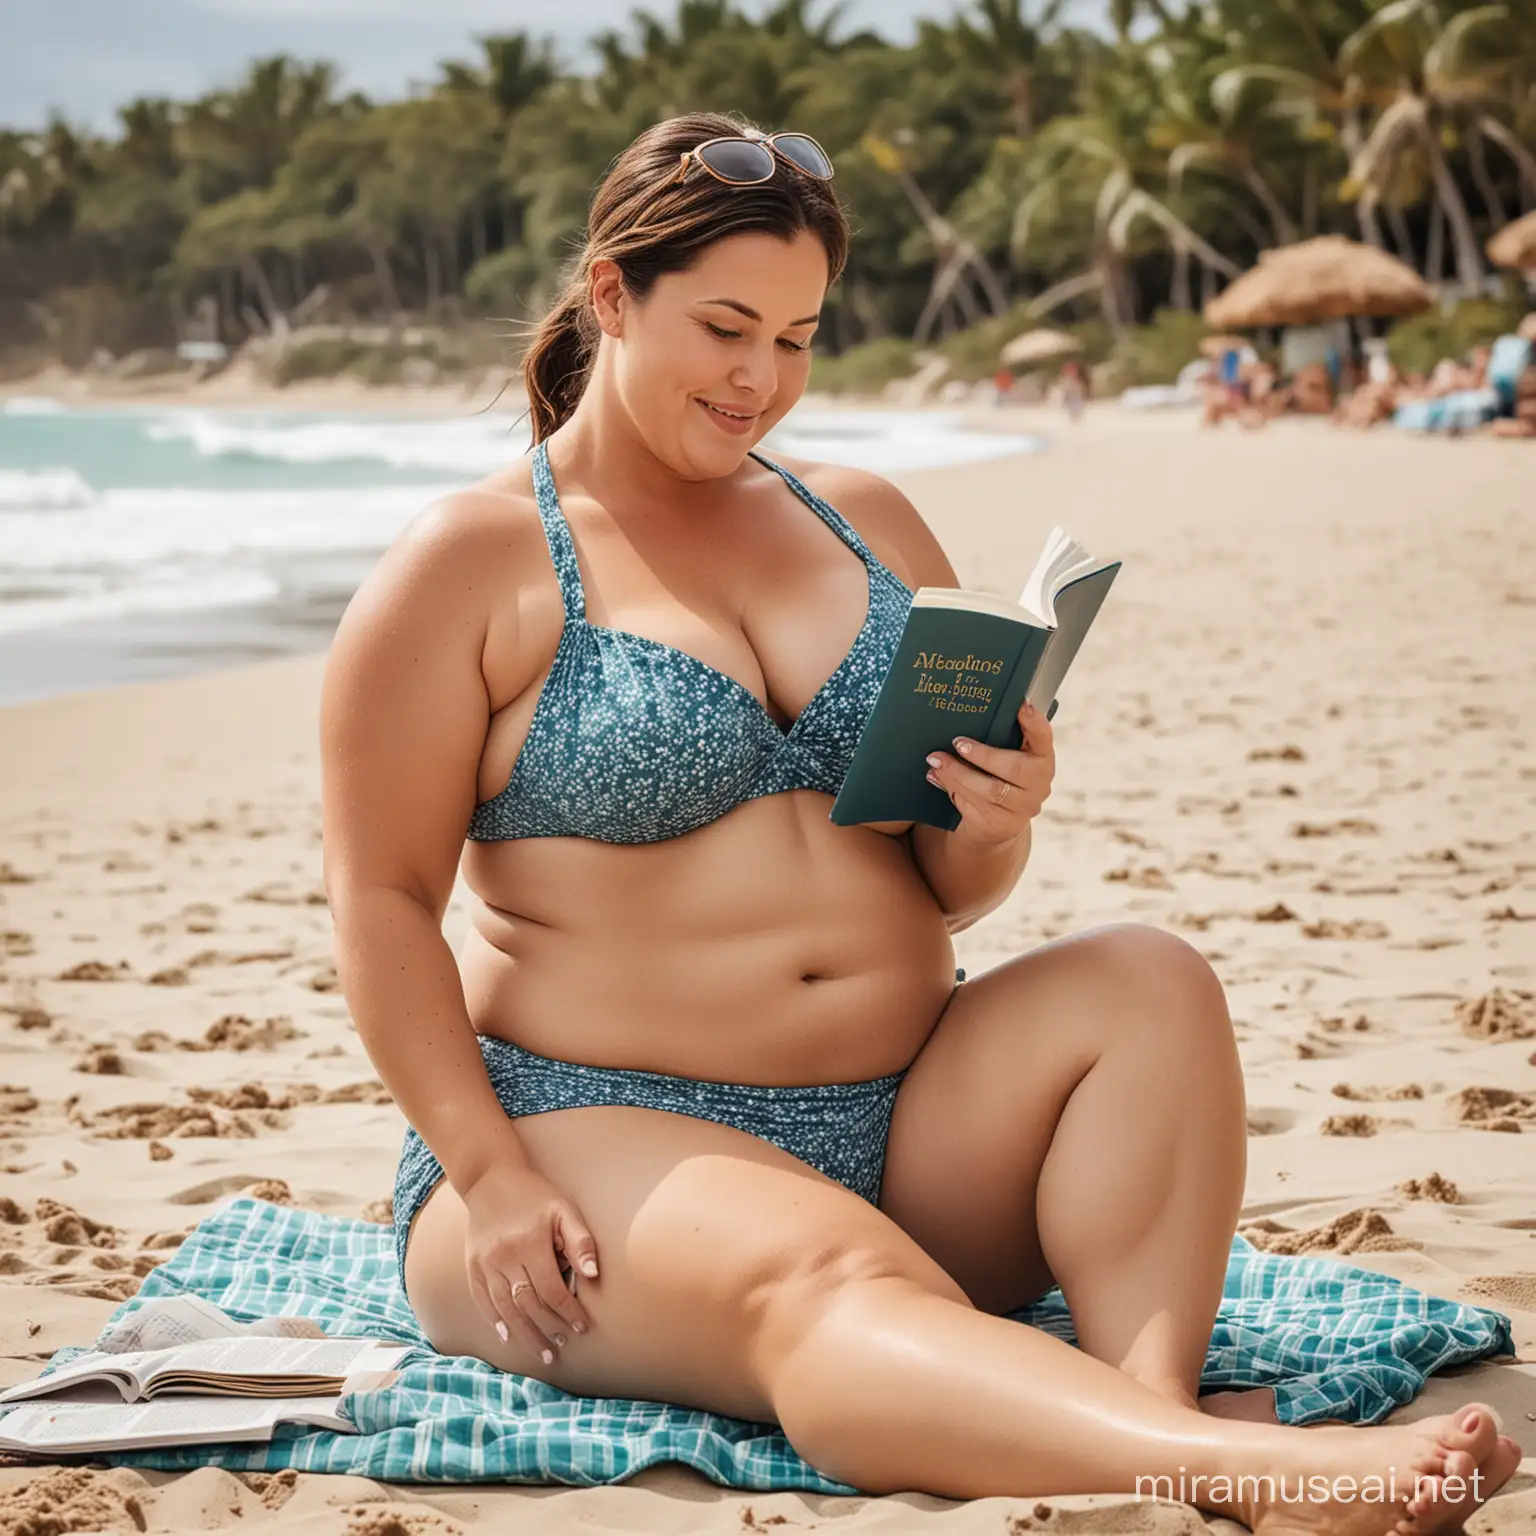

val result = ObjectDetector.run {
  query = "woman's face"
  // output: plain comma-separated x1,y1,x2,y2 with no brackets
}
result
599,229,828,480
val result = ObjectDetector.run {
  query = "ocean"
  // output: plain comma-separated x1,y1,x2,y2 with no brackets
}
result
0,399,1040,706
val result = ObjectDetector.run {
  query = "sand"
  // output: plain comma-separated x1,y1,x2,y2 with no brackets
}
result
0,405,1533,1532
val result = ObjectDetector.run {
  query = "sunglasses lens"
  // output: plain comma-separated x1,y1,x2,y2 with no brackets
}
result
772,134,833,179
696,139,775,183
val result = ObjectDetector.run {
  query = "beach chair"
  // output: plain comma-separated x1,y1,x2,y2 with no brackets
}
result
1392,334,1533,434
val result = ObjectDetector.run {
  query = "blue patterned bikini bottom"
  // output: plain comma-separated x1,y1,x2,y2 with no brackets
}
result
392,969,967,1297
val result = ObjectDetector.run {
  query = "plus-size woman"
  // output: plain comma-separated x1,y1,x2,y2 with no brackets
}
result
320,114,1516,1533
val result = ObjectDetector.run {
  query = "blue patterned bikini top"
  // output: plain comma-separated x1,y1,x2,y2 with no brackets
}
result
466,439,913,844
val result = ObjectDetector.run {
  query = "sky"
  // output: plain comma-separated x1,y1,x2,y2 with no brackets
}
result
0,0,1107,132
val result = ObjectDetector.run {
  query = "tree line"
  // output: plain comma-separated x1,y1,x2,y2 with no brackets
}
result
1,0,1532,372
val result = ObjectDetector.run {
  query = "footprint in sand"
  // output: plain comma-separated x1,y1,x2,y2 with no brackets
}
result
0,1084,40,1119
133,1014,306,1053
73,1045,126,1075
1246,1108,1296,1136
167,1175,294,1207
1252,901,1300,923
2,1471,153,1534
1451,1085,1536,1133
1102,866,1173,889
78,1099,278,1141
35,1198,119,1248
171,1173,296,1210
177,902,222,935
3,1003,53,1030
1317,1014,1375,1034
1454,989,1536,1041
1485,904,1536,923
4,930,36,956
1240,1207,1418,1256
240,881,329,907
55,959,132,981
1301,918,1390,940
1398,1172,1463,1203
1290,818,1380,838
1247,744,1306,762
1320,1112,1386,1136
183,945,296,970
1330,1082,1426,1102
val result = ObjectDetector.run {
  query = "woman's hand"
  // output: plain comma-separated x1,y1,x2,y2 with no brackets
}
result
924,699,1054,847
461,1160,599,1367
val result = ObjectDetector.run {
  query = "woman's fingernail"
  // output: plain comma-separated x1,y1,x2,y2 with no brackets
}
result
573,1320,587,1334
542,1348,554,1365
926,772,941,786
926,753,944,769
954,738,973,755
580,1258,599,1278
1462,1411,1481,1433
495,1322,508,1343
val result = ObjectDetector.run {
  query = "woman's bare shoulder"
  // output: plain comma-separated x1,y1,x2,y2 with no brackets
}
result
763,452,957,589
343,462,549,622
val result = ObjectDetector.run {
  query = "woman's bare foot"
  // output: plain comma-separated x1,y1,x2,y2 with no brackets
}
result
1232,1402,1520,1534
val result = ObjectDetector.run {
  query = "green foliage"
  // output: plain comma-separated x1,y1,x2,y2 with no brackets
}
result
270,335,367,385
808,336,918,394
1109,308,1211,386
1,1,1534,379
463,246,546,317
1385,295,1531,376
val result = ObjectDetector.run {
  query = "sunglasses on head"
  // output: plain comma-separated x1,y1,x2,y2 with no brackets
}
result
674,129,835,187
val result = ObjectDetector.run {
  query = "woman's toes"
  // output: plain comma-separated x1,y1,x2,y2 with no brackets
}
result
1442,1446,1476,1482
1434,1402,1499,1459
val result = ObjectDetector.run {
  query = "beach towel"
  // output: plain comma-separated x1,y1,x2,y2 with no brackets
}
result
13,1197,1515,1492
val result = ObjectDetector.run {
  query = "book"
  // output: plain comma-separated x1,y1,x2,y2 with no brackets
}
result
0,1395,354,1455
831,526,1120,832
0,1334,409,1406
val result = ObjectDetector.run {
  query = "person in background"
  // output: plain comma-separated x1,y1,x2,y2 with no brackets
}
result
1058,358,1087,424
992,364,1014,405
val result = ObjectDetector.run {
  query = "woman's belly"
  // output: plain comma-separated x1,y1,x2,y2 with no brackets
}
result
458,792,956,1084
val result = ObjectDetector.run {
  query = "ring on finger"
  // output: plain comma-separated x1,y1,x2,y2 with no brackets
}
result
993,780,1013,807
510,1279,532,1303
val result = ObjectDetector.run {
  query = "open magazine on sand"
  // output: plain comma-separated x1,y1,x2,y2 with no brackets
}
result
0,1297,409,1455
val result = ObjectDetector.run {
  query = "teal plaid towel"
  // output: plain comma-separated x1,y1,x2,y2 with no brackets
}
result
15,1198,1514,1491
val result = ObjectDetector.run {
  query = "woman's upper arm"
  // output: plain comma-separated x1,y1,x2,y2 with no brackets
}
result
319,494,506,923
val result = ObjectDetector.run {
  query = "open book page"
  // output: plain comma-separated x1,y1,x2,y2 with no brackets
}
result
1018,527,1113,628
0,1394,350,1454
0,1336,408,1405
95,1295,326,1353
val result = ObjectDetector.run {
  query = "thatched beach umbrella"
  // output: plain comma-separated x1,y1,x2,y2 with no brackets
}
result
1487,212,1536,273
1000,328,1081,368
1204,236,1432,329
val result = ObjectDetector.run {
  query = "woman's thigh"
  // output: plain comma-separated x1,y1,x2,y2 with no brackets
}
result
404,1102,970,1422
878,924,1230,1314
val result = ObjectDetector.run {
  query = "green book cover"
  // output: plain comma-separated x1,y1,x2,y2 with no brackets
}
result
830,545,1119,832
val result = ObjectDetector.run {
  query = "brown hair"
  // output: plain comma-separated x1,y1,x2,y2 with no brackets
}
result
521,112,849,444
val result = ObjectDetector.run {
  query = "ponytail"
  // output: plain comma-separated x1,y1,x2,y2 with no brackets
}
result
521,273,598,444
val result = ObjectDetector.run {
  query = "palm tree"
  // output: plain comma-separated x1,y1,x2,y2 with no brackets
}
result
953,0,1072,138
